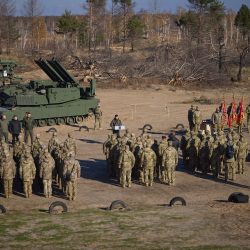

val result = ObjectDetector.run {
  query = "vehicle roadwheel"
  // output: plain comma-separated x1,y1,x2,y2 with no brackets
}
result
0,205,7,214
37,119,47,127
228,192,249,203
66,117,75,125
76,116,84,124
57,117,65,125
143,124,153,131
109,200,128,211
169,197,187,207
49,201,68,215
47,118,56,126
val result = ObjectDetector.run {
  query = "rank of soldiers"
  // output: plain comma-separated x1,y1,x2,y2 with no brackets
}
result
0,132,80,200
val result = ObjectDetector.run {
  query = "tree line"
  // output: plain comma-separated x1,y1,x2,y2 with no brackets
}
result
0,0,249,84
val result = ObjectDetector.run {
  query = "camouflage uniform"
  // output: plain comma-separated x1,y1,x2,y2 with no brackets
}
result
140,144,157,186
118,145,135,188
224,140,237,182
237,137,248,174
180,130,190,168
48,132,60,157
63,154,81,201
94,105,102,130
19,153,36,198
104,135,117,177
64,133,77,156
187,141,198,173
40,151,55,198
158,137,168,179
211,108,222,133
193,106,202,133
199,141,210,174
133,137,143,181
162,141,178,185
0,150,16,198
210,138,223,178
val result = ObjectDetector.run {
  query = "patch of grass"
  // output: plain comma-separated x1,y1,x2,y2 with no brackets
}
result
183,246,248,250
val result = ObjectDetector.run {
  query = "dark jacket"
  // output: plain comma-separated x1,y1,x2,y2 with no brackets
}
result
8,119,22,135
168,134,180,150
22,117,35,131
110,118,122,128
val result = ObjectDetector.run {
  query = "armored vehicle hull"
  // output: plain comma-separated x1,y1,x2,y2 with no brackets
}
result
0,59,99,126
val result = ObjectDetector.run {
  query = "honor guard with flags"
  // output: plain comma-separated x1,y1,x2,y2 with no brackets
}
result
237,98,245,133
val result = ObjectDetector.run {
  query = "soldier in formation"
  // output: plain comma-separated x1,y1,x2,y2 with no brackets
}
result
0,131,80,201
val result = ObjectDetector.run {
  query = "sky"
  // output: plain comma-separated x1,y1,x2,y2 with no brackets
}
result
16,0,250,16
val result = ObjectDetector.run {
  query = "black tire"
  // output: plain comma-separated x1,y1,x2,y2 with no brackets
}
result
79,125,89,132
169,197,187,206
49,201,68,214
109,200,128,211
175,123,184,130
0,205,7,214
143,124,153,131
228,192,249,203
47,127,57,133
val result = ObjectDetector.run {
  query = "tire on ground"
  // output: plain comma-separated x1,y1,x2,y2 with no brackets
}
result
228,192,249,203
169,197,187,206
109,200,128,211
49,201,68,214
143,124,153,131
47,127,57,133
0,205,7,214
175,123,184,130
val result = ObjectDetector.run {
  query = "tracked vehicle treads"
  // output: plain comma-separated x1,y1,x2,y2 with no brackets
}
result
0,58,99,126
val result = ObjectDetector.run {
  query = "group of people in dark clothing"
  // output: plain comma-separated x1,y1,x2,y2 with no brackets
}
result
0,112,35,145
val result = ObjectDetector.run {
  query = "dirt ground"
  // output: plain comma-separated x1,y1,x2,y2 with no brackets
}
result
1,87,250,249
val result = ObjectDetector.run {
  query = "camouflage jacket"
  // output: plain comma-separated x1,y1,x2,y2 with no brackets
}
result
162,146,178,167
0,157,16,180
118,150,135,169
140,148,156,169
40,154,55,180
63,159,81,181
19,157,36,181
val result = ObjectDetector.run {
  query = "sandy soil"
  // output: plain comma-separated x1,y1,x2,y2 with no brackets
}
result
0,87,249,247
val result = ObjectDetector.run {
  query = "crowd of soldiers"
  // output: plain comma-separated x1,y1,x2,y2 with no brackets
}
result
103,130,179,188
0,132,80,200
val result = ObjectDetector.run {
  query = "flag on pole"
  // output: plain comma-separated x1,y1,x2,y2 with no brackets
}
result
227,95,237,127
221,97,227,125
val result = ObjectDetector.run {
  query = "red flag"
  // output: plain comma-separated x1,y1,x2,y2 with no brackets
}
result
237,97,244,124
221,98,227,125
227,95,237,127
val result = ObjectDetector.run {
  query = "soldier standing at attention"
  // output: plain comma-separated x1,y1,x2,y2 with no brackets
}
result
224,138,237,182
140,143,157,187
94,104,103,130
0,148,16,198
40,149,55,198
211,108,222,133
245,103,250,132
188,105,195,131
23,112,35,145
193,106,202,133
0,115,9,143
19,150,36,198
110,114,122,135
162,141,178,185
118,145,135,188
237,135,248,174
64,133,77,156
63,153,81,201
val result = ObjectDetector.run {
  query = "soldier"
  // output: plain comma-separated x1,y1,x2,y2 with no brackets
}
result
94,104,103,130
180,130,190,168
0,114,9,143
13,134,26,174
245,103,250,132
118,145,135,188
211,108,222,133
22,112,35,145
140,143,157,186
133,137,143,181
188,105,195,131
127,133,137,153
188,140,199,173
162,141,178,185
168,132,179,151
40,149,55,198
193,106,202,133
210,138,223,178
237,135,248,174
158,136,168,179
224,139,237,182
199,140,210,174
0,149,16,198
19,150,36,198
31,134,43,166
63,153,81,201
48,132,60,156
64,133,77,156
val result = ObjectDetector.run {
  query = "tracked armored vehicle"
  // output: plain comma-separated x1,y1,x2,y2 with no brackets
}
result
0,59,99,126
